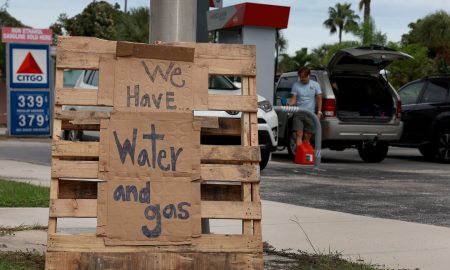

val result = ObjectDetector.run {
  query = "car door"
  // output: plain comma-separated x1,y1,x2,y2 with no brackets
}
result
401,80,449,143
398,81,426,143
274,75,297,141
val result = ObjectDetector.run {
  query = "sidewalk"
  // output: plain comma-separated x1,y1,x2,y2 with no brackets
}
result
1,159,450,269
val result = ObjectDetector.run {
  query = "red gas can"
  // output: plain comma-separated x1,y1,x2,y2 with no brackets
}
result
294,142,314,165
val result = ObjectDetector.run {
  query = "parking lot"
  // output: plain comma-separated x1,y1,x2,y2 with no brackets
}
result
1,139,449,228
262,147,450,227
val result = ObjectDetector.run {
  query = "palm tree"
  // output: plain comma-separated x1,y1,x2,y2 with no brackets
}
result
323,3,360,43
359,0,372,44
359,0,371,25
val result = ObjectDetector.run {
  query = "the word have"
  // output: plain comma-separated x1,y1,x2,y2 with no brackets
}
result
125,61,187,110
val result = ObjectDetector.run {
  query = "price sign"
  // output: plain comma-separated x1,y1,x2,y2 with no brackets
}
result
10,91,50,135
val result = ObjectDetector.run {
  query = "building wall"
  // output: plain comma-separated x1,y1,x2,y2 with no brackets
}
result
242,26,276,104
217,26,276,104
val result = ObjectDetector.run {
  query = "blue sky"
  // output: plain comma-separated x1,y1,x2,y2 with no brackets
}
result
6,0,450,55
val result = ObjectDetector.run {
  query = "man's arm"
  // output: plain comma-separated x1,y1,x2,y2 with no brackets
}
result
316,94,322,118
288,94,297,106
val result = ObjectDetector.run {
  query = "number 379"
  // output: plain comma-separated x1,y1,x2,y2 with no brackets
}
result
18,114,45,127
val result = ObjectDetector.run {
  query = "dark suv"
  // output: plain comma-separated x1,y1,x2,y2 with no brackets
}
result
276,46,409,163
392,75,450,162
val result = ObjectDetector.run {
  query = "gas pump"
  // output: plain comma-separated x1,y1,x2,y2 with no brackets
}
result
207,3,290,104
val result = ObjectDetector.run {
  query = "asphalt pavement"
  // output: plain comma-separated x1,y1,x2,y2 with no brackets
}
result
264,147,450,227
2,139,450,269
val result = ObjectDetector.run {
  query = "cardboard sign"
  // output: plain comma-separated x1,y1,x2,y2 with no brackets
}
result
111,57,202,112
96,43,205,246
99,112,201,178
100,175,201,245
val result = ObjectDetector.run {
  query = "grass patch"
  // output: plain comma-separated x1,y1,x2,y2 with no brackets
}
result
264,242,390,270
0,251,45,270
0,180,49,207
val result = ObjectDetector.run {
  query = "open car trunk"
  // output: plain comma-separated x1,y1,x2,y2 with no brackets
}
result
332,75,394,123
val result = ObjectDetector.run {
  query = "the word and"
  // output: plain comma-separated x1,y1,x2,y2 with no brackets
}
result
113,181,191,239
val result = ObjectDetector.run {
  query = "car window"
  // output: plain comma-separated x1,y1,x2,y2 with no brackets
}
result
420,80,448,104
83,70,99,87
209,75,238,90
398,82,425,105
276,75,318,99
63,70,83,88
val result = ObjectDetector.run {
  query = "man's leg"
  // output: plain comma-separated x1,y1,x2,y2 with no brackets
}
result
296,130,304,147
303,132,312,144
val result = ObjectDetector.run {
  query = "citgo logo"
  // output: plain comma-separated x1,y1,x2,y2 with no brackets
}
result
16,52,44,82
10,44,49,88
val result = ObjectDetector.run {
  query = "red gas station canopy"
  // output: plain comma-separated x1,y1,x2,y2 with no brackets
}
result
207,2,290,31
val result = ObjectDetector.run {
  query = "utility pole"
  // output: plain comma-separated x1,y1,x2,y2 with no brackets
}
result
124,0,128,13
149,0,210,233
149,0,197,43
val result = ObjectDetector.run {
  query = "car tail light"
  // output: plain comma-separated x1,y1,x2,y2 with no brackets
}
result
323,98,336,117
396,100,402,119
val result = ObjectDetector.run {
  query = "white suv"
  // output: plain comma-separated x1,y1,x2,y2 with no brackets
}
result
65,71,278,170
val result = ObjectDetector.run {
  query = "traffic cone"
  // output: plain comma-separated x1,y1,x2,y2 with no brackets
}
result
294,142,314,165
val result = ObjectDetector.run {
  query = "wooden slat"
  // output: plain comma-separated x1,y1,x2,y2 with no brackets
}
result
58,110,110,131
208,95,257,112
241,77,253,235
201,118,241,137
52,141,99,157
47,234,262,253
57,36,117,54
204,201,260,219
49,199,97,217
49,79,64,234
61,121,100,131
170,42,256,76
200,145,260,162
248,77,262,237
56,110,111,122
201,184,241,201
116,41,195,62
46,251,263,270
55,88,99,106
194,116,219,129
97,57,115,106
52,160,98,178
59,180,98,199
200,164,259,182
56,51,115,69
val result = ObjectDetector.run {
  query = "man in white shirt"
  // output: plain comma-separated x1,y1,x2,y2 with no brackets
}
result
288,67,322,147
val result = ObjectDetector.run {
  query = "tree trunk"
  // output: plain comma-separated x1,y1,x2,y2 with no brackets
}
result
364,0,371,25
339,28,342,44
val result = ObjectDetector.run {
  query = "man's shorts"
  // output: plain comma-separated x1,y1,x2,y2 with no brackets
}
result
292,112,315,133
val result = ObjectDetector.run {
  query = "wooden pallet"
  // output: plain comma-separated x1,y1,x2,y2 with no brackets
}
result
46,36,262,269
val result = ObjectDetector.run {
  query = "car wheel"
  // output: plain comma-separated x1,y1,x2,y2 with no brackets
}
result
357,141,389,163
419,144,436,160
260,149,271,170
434,130,450,163
287,130,297,159
65,130,83,141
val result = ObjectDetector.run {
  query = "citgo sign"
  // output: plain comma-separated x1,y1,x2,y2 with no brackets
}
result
9,43,49,89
